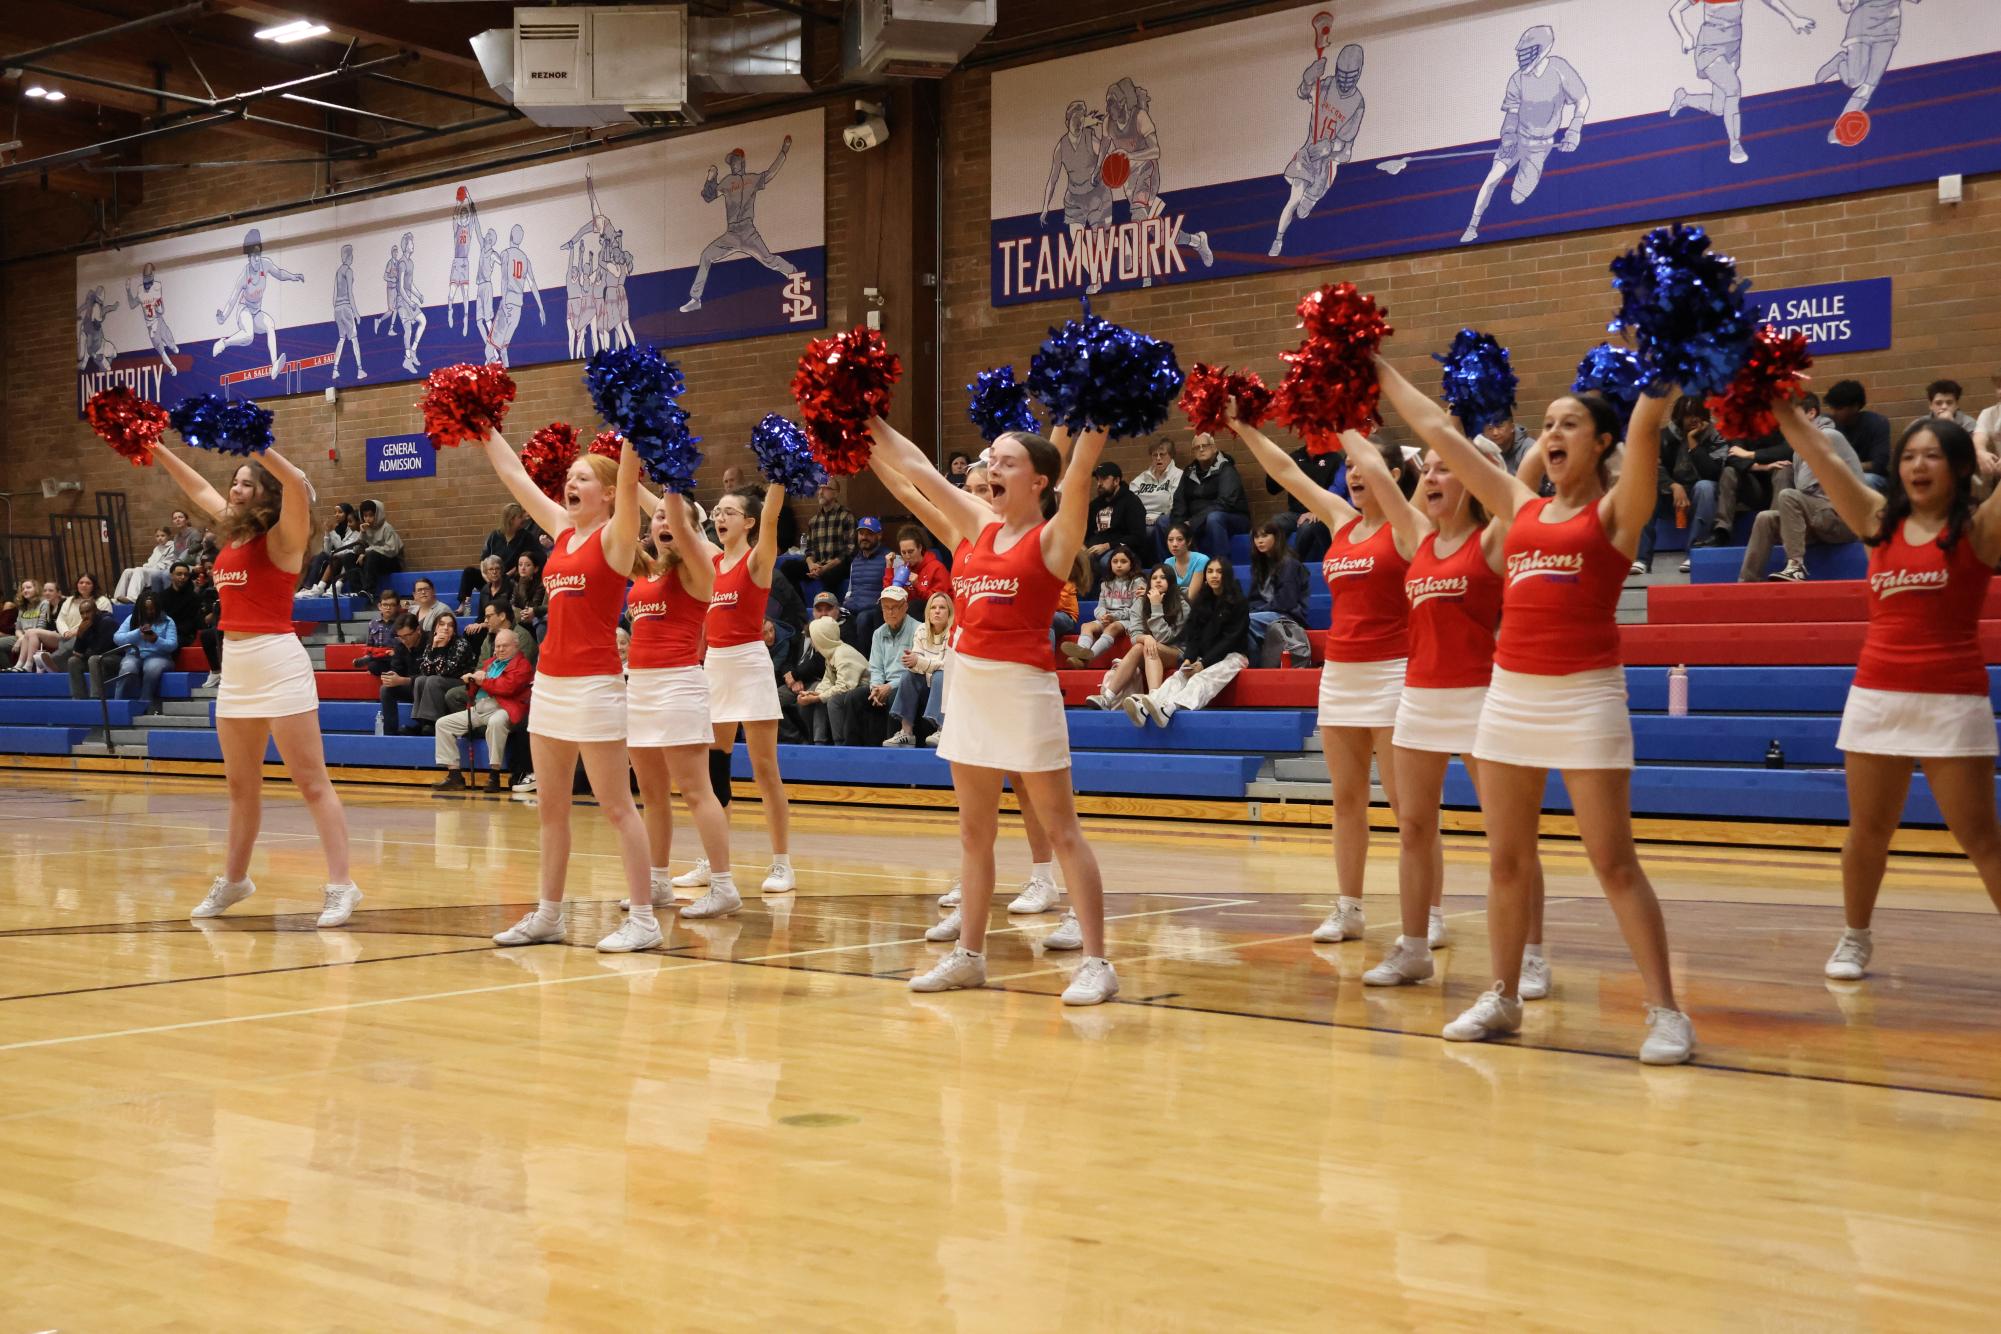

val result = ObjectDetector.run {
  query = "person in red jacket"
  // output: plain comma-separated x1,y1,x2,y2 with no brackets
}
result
434,627,533,791
883,525,952,604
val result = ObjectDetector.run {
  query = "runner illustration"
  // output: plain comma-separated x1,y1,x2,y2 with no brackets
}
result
596,226,635,351
561,167,609,358
329,244,366,382
1669,0,1815,165
474,225,501,345
372,244,401,336
486,223,547,369
1038,100,1114,291
1271,19,1366,258
124,263,179,377
1461,26,1590,245
211,227,304,375
679,135,805,314
394,231,427,374
1100,76,1214,286
1815,0,1916,146
446,186,478,333
76,286,118,373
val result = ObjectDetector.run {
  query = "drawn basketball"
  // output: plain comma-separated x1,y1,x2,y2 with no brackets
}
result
1101,151,1131,189
1834,110,1871,147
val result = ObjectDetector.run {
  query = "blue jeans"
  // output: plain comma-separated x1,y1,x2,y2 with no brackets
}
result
1153,509,1249,562
111,652,168,709
1049,612,1078,653
1689,479,1718,538
1247,609,1285,657
892,668,934,728
1633,494,1675,567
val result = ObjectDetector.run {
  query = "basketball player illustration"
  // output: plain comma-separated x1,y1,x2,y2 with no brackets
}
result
679,135,805,314
76,286,117,373
561,173,609,360
486,224,547,369
1038,100,1114,292
1271,15,1366,258
373,245,400,337
1669,0,1815,165
1461,26,1590,245
596,227,635,352
211,227,303,375
446,187,478,332
329,244,365,382
474,226,501,345
1816,0,1917,146
1100,76,1214,283
125,263,179,377
395,231,427,374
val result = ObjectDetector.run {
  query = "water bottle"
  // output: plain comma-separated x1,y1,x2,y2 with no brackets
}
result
373,708,384,736
1765,739,1785,769
1667,664,1688,718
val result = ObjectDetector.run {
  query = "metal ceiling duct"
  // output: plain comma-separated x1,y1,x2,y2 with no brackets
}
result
691,8,810,95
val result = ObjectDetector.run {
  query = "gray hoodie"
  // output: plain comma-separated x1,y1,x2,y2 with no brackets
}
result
360,496,404,559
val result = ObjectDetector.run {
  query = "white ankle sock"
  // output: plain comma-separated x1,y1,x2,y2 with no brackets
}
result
1524,942,1545,960
710,871,736,890
650,866,673,883
1031,860,1054,882
1340,895,1364,911
1403,936,1432,957
631,902,657,927
770,854,791,871
533,899,563,927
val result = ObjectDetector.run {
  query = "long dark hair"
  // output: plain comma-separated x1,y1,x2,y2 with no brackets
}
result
1193,555,1247,618
1869,418,1977,551
1559,393,1623,488
214,462,283,543
132,589,163,627
1249,516,1298,590
1102,543,1140,584
1146,563,1188,627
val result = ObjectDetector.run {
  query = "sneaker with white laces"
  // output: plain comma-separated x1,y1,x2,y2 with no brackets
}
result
938,881,962,909
671,857,712,889
1119,696,1147,728
1768,560,1807,583
1639,1007,1695,1065
1519,951,1552,1001
1044,910,1083,951
761,862,796,895
597,917,662,953
1061,956,1120,1005
317,883,362,928
1824,928,1871,980
1427,908,1448,949
680,882,743,919
493,911,566,946
1363,937,1435,986
882,731,916,747
925,909,962,942
190,875,254,919
1007,876,1061,915
649,875,684,908
509,774,539,801
909,946,987,993
1311,900,1365,943
1443,984,1524,1042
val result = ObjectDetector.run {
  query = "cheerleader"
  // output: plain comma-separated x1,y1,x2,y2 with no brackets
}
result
1770,403,2001,979
1375,358,1693,1063
867,417,1115,1003
154,440,360,926
1225,417,1418,947
473,431,654,947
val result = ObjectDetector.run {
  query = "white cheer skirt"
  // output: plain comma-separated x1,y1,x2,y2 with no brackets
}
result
529,671,627,743
215,633,318,720
1838,686,1999,758
627,666,713,749
1392,685,1490,756
1473,665,1634,770
704,640,781,724
1317,657,1407,729
935,653,1070,773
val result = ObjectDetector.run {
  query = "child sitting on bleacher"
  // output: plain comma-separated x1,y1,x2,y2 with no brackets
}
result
1062,544,1142,664
1086,565,1187,710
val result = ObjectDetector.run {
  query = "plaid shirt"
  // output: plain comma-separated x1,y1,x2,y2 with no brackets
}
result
804,503,858,564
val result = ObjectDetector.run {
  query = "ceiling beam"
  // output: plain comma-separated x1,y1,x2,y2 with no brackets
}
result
0,0,211,65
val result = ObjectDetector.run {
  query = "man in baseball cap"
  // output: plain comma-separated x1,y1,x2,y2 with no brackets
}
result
841,516,890,650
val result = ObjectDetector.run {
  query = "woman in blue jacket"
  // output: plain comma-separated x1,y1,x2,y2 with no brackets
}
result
111,589,179,713
1247,517,1312,666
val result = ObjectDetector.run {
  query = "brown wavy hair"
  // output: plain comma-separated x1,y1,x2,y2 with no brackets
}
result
212,462,283,544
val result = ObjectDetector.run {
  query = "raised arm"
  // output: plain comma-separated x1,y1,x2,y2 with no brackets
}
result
602,434,642,574
874,452,966,549
1604,393,1668,556
1374,354,1533,523
1042,428,1108,578
665,493,718,599
757,135,793,188
867,416,991,539
259,447,316,569
749,481,786,584
480,428,572,536
149,439,228,522
1773,399,1885,541
1339,430,1429,559
1228,419,1356,530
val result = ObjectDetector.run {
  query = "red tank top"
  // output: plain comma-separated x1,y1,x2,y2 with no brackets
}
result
952,521,1065,668
627,564,709,670
538,526,626,678
1404,529,1503,689
706,550,768,649
214,533,298,636
948,537,973,649
1494,497,1628,676
1854,520,1994,696
1321,518,1410,662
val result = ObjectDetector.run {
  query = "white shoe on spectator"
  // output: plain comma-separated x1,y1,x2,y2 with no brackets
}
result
316,883,362,928
1363,937,1434,986
201,672,221,689
1427,907,1448,948
191,875,254,919
1824,928,1871,980
922,732,941,746
925,909,962,942
1519,949,1552,1000
509,774,538,801
1311,898,1365,942
1008,876,1061,915
680,882,743,920
1443,984,1523,1042
1677,558,1692,574
909,946,986,993
1119,696,1146,728
1628,560,1648,577
1060,957,1119,1005
597,917,662,953
1640,1007,1695,1065
1044,910,1083,951
882,731,916,747
938,881,961,908
493,910,565,946
1142,695,1171,727
761,862,796,895
1768,560,1807,583
671,857,711,889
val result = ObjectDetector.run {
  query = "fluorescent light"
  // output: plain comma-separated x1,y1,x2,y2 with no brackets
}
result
43,90,64,102
254,19,330,43
24,86,47,98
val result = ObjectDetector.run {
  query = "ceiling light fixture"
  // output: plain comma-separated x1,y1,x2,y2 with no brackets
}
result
24,85,47,98
43,90,64,102
254,19,331,44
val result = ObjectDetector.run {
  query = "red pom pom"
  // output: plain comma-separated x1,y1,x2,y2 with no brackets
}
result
1705,325,1813,442
521,422,579,502
85,387,168,467
589,429,623,460
790,327,901,477
419,362,516,450
1276,340,1383,454
1178,363,1272,435
1295,282,1391,351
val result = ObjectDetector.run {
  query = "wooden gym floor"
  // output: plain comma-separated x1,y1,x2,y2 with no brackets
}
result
2,771,1998,1330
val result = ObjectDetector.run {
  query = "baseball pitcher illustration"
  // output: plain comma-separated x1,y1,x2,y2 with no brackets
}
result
680,135,805,314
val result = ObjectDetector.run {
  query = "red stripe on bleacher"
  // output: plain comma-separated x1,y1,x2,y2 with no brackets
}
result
1648,580,2001,625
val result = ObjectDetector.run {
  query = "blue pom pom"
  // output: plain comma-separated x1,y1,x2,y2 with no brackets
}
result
750,414,827,498
1607,223,1754,399
1026,303,1184,440
1433,329,1519,435
1572,343,1646,434
584,346,702,494
966,366,1040,443
168,394,272,456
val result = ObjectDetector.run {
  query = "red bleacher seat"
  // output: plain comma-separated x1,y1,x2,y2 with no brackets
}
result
324,644,374,671
315,671,380,700
174,647,205,671
1648,579,2001,625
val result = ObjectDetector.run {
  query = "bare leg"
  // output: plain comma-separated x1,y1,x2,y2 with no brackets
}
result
1014,776,1055,864
215,716,273,883
1464,755,1543,945
666,743,733,874
530,732,579,902
268,711,352,883
1474,760,1545,995
1321,726,1377,900
578,738,652,909
1840,752,1915,929
631,746,676,867
952,764,1006,953
1564,768,1678,1010
1392,745,1451,939
1017,769,1104,956
740,719,790,855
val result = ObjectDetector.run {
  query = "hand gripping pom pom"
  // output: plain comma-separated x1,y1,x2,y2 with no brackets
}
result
1706,326,1813,441
520,423,580,502
584,347,702,494
419,363,516,450
1572,343,1646,434
1607,223,1754,399
86,387,169,467
168,394,273,456
589,430,623,460
966,366,1041,443
1434,330,1519,435
751,414,828,497
1178,363,1272,436
1274,284,1392,451
1026,305,1184,439
791,327,901,476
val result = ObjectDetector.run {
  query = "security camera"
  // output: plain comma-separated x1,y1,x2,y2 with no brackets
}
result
845,100,888,153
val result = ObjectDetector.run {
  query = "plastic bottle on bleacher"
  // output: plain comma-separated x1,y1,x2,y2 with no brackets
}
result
1668,664,1688,717
373,709,384,736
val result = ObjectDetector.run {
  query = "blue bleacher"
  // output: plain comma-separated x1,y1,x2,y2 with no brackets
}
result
1625,666,2001,712
150,729,491,768
1688,541,1869,584
0,699,143,726
0,672,196,701
735,743,1263,799
0,726,90,755
1066,709,1315,752
1440,761,1990,826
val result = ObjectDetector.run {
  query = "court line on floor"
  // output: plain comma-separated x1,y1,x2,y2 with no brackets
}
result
0,944,502,1004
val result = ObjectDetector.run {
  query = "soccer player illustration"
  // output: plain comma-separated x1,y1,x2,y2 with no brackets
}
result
1038,100,1114,292
1100,75,1214,285
1271,20,1366,258
373,245,400,337
1669,0,1815,165
679,135,805,314
596,227,635,352
76,287,117,373
485,224,547,369
446,187,478,332
329,244,365,382
125,264,179,377
211,227,303,375
1461,26,1590,245
1816,0,1917,146
394,231,427,374
474,226,501,345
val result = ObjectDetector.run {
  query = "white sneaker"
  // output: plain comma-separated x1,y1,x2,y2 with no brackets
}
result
1119,696,1147,728
762,862,796,895
909,946,986,993
509,774,538,800
1044,910,1083,951
671,857,711,889
1519,951,1552,1001
1443,984,1524,1042
493,910,565,946
882,731,916,747
201,671,221,689
1141,695,1170,727
597,917,662,953
317,883,362,928
190,875,254,919
1363,937,1434,986
1427,908,1448,949
680,882,743,919
649,874,685,908
1311,900,1365,943
938,881,962,908
1061,956,1120,1005
1007,876,1061,915
925,909,962,942
1825,928,1871,980
1640,1007,1695,1065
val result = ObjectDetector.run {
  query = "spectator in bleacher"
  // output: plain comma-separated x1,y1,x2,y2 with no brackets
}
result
368,612,425,732
107,590,178,714
352,498,404,598
1911,379,1979,436
1264,441,1343,564
1087,565,1187,709
114,526,177,604
1737,391,1864,583
0,578,28,664
1481,412,1537,474
405,610,480,735
947,451,973,487
1160,521,1210,591
1130,437,1182,547
5,581,59,672
454,502,545,614
887,591,953,748
441,598,536,721
1049,554,1089,655
1618,406,1688,578
1247,517,1313,666
1063,544,1143,664
158,560,201,665
1158,432,1251,561
790,483,857,597
1710,426,1794,548
764,562,809,667
1085,461,1151,578
37,574,112,675
1974,372,2001,467
63,597,121,701
357,588,404,670
1823,379,1892,492
841,583,916,746
1124,557,1250,726
434,627,532,793
778,600,834,742
463,555,508,617
190,561,223,688
840,517,890,651
886,526,952,604
794,615,867,744
296,502,362,598
407,577,452,636
1671,397,1730,569
165,510,203,568
508,552,547,631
